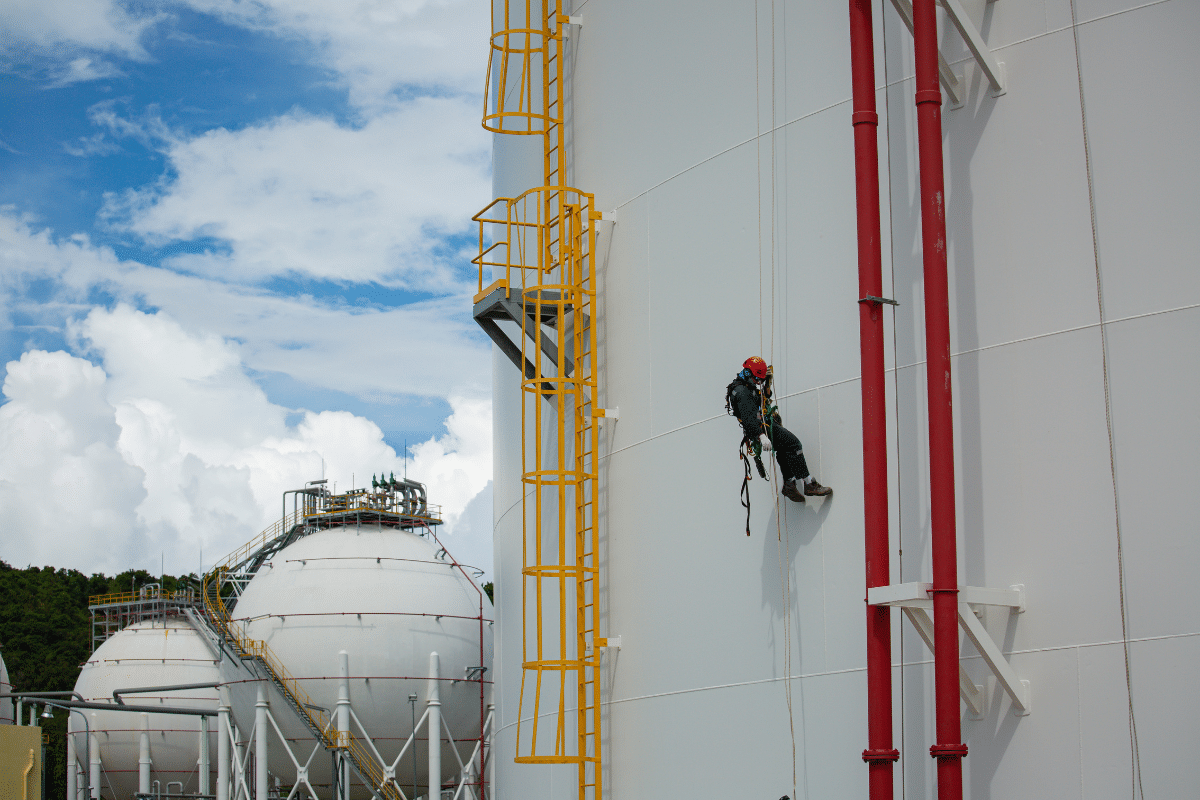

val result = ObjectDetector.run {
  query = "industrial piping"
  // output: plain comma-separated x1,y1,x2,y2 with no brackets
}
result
848,0,899,798
912,0,967,797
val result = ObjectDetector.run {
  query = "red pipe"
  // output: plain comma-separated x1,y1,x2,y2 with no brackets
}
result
911,0,967,797
847,0,899,798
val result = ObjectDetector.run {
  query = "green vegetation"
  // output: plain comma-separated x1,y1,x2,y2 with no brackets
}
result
1,563,491,798
0,561,198,800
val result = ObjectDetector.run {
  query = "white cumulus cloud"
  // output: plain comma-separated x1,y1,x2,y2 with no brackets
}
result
99,99,490,289
0,305,493,579
0,0,159,62
0,209,491,401
179,0,488,109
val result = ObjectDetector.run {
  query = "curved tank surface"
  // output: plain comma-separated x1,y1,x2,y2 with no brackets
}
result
71,618,219,798
223,524,493,796
0,648,12,724
484,0,1200,798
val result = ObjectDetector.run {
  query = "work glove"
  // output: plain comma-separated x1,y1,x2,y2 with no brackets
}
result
759,433,773,452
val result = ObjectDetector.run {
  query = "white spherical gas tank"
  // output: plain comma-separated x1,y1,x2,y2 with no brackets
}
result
71,619,219,797
222,524,493,796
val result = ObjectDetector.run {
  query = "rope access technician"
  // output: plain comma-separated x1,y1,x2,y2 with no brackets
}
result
727,357,832,504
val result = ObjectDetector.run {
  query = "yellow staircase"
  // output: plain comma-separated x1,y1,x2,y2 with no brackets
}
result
476,2,603,798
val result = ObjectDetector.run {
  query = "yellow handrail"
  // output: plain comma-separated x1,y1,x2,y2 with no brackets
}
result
88,588,199,606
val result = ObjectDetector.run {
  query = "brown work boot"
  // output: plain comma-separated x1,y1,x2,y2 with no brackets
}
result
804,479,833,497
781,480,806,503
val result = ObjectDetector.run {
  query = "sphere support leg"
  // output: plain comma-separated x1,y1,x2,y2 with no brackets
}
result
199,714,210,797
217,704,230,800
139,713,151,796
88,721,100,800
338,651,351,800
66,730,77,800
255,686,269,800
428,652,441,800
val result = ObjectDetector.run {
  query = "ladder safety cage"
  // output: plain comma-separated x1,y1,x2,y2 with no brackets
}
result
473,3,605,799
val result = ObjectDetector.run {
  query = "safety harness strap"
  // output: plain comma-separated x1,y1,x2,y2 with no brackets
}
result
739,446,753,537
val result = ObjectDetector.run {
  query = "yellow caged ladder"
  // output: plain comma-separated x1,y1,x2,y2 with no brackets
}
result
472,2,604,799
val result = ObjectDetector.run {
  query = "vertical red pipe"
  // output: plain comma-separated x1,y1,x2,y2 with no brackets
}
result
848,1,899,798
911,0,967,797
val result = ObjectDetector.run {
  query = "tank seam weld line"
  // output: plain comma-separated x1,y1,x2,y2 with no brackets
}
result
892,301,1200,373
607,98,849,214
493,486,537,539
994,0,1174,56
489,629,1200,738
886,629,1199,669
491,665,868,738
589,301,1199,464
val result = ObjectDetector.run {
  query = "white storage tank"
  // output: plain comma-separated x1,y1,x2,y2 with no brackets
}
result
222,523,493,797
71,619,219,798
482,0,1200,798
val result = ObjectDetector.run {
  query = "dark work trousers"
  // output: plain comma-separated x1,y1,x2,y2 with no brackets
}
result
767,423,810,483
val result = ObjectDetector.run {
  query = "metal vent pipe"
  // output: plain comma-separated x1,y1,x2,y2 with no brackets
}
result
912,0,967,796
847,0,900,798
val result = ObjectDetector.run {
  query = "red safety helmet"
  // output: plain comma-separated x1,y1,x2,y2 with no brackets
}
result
743,356,768,380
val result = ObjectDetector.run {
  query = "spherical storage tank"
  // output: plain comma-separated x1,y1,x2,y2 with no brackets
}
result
222,523,493,796
71,619,220,797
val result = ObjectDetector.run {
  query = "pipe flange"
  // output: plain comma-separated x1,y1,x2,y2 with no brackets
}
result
861,748,900,763
929,743,969,759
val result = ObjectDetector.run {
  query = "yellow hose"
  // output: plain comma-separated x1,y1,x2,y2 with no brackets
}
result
22,747,34,800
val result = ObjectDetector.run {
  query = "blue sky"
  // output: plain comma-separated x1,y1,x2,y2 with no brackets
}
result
0,0,495,576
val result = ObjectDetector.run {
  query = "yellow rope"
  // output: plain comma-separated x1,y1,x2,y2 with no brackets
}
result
765,2,798,795
754,4,797,793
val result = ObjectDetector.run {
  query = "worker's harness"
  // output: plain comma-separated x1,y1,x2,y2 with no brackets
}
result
726,368,777,536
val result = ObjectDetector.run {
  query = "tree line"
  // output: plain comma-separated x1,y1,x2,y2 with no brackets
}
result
0,560,197,800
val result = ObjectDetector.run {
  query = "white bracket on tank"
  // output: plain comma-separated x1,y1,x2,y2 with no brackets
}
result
595,407,619,422
887,0,1007,106
559,14,582,39
868,582,1029,716
587,636,621,654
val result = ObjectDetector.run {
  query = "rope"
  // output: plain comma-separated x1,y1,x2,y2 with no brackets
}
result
765,3,797,795
1068,1,1143,795
754,0,764,357
754,3,797,792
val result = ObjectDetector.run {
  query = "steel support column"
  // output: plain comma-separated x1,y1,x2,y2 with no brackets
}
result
200,714,210,797
89,720,100,800
338,651,351,800
139,713,151,795
428,652,442,800
217,702,230,800
67,730,78,800
255,686,269,800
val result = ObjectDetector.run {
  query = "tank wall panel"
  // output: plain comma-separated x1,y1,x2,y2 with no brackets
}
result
1080,1,1200,319
1105,308,1200,638
485,0,1198,796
